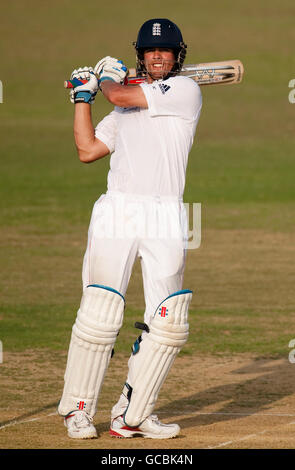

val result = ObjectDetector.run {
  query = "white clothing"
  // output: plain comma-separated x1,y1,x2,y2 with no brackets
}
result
95,76,202,198
82,191,188,326
58,74,202,420
89,75,202,322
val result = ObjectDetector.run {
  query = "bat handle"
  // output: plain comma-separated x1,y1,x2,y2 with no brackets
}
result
64,77,130,89
64,76,146,89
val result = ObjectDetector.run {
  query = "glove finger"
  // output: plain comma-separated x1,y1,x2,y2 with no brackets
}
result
70,69,79,79
105,60,128,73
70,66,91,80
69,89,75,103
103,63,127,75
104,58,124,67
82,66,94,75
104,56,121,66
79,67,91,79
71,68,88,80
94,57,111,75
88,73,99,87
81,72,90,80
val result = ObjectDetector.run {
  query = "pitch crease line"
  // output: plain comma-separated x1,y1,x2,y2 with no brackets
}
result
0,408,110,432
0,412,58,431
169,411,295,417
195,411,295,417
207,430,267,449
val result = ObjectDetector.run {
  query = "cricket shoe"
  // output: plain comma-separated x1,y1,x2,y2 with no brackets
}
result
64,410,97,439
110,414,180,439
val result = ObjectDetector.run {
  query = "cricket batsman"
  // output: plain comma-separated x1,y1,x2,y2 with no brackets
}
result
58,18,202,439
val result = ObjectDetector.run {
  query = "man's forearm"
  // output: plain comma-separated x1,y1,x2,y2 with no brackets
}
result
100,81,125,106
74,103,109,163
100,80,147,109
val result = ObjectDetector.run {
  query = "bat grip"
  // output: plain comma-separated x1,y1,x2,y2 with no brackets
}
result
64,78,89,89
64,76,145,89
64,77,132,89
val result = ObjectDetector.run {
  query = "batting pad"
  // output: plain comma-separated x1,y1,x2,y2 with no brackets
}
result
123,289,192,427
58,284,125,418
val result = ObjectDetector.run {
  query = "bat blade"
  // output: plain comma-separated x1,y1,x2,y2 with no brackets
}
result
64,59,244,89
125,60,244,86
180,60,244,85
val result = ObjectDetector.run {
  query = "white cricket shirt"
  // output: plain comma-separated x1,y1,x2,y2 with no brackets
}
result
95,75,202,198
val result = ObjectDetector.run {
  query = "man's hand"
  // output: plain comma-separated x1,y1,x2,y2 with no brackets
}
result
94,56,128,89
70,67,99,104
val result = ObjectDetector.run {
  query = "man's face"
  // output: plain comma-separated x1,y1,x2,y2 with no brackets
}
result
143,48,175,82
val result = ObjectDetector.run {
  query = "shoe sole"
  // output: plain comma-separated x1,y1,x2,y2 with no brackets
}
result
68,432,98,439
109,428,179,439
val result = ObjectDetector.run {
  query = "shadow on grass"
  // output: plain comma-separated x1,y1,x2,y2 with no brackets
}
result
155,358,295,429
89,358,295,437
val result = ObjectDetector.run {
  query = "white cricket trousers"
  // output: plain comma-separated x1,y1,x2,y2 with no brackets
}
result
82,191,188,325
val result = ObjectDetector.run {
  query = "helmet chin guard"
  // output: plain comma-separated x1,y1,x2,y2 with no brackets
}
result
133,18,187,78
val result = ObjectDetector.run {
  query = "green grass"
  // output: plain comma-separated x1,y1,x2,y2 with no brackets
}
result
0,0,295,358
1,301,293,357
188,308,294,356
185,140,295,204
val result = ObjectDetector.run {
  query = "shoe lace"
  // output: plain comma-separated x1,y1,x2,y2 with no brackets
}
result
74,411,93,428
149,414,160,424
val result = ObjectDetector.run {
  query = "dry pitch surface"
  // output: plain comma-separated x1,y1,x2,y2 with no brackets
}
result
1,351,295,449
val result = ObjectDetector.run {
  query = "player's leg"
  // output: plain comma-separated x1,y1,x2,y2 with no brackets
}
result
110,287,192,439
58,194,138,438
110,208,191,438
81,194,139,293
58,284,125,438
139,237,187,327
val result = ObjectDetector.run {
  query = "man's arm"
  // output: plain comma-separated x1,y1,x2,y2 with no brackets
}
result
94,56,147,109
74,103,110,163
100,81,148,109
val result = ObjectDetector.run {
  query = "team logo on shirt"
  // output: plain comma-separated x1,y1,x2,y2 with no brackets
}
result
158,83,171,94
152,23,161,36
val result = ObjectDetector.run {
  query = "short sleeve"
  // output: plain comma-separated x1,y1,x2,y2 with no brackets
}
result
140,76,202,121
94,110,117,154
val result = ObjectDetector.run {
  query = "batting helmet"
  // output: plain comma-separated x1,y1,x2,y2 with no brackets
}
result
133,18,187,77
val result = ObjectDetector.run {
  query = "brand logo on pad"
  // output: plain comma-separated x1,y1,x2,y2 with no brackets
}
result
159,306,168,317
77,401,86,410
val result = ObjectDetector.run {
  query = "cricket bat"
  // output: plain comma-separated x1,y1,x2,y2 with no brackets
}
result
64,59,244,88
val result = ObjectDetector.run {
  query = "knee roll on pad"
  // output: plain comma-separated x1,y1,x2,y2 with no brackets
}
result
123,289,192,427
58,284,125,418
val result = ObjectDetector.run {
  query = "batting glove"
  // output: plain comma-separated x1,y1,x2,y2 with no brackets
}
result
69,66,99,104
94,56,128,89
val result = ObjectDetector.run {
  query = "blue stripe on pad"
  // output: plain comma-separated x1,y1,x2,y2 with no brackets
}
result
154,289,193,316
87,284,125,303
166,289,193,299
